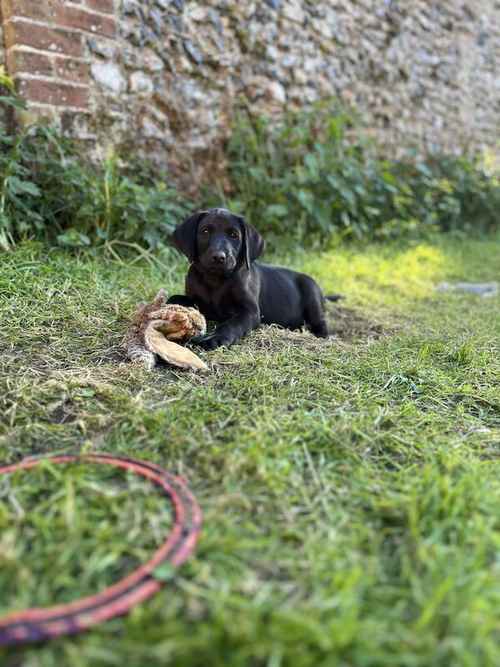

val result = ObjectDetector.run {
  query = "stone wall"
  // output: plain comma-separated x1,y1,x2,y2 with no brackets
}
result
1,1,499,192
0,4,7,127
0,3,4,68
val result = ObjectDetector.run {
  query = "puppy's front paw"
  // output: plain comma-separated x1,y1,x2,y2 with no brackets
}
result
192,333,230,350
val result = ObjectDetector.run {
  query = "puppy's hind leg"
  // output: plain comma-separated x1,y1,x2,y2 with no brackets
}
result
306,306,329,338
302,283,329,338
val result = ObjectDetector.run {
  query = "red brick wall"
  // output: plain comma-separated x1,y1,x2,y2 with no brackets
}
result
1,0,115,118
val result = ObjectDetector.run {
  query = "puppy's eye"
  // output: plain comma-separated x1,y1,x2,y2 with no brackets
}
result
228,229,239,239
201,228,209,234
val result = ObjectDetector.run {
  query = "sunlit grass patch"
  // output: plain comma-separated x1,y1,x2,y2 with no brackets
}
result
302,242,453,310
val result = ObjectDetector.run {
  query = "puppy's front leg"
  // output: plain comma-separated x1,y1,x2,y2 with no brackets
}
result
194,305,260,350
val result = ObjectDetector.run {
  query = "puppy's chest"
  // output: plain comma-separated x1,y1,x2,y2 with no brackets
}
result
189,279,237,321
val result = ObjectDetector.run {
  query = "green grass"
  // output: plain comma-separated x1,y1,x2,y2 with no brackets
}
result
0,234,499,667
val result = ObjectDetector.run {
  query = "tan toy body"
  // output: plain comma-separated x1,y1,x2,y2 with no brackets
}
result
124,289,208,372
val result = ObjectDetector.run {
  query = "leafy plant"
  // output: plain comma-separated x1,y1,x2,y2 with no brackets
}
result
32,146,190,252
396,154,500,234
2,77,498,254
0,71,189,252
219,102,499,246
0,67,43,250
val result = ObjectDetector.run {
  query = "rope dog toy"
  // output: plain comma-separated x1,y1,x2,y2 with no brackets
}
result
124,289,208,372
0,454,202,646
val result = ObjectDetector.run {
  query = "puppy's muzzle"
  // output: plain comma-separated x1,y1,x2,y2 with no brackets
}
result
210,251,227,266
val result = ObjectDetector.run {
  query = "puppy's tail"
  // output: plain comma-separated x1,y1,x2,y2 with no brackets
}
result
325,293,344,302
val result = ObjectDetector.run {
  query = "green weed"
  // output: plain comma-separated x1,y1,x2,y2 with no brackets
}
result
2,84,499,254
0,72,189,252
219,103,499,245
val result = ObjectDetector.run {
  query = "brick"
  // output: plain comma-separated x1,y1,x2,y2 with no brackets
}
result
54,56,89,85
85,0,115,13
19,104,92,127
1,0,55,22
6,49,53,77
5,20,84,57
15,104,59,126
16,76,89,108
1,0,111,22
55,5,116,37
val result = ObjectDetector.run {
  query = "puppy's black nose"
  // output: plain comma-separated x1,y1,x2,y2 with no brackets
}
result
211,251,226,265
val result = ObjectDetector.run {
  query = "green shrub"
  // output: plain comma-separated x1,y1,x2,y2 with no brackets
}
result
221,103,499,245
2,73,498,254
0,67,42,251
395,154,500,234
27,141,190,252
0,69,189,252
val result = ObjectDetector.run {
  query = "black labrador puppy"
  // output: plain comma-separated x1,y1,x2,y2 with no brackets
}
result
168,208,338,350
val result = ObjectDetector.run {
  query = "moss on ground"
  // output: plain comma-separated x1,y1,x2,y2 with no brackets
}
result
0,235,499,667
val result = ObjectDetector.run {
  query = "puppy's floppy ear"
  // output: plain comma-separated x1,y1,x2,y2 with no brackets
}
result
171,210,208,262
237,216,265,269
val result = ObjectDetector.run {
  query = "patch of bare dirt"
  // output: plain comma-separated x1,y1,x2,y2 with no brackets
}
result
247,306,387,352
327,305,386,341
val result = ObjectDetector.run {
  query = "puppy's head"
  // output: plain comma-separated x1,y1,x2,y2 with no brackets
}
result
172,208,265,275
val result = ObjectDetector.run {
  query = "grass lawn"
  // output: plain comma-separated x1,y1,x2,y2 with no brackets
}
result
0,234,499,667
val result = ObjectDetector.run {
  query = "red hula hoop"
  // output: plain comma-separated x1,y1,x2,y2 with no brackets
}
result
0,454,202,646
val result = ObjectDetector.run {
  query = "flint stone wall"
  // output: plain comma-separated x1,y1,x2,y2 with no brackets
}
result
1,1,499,192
